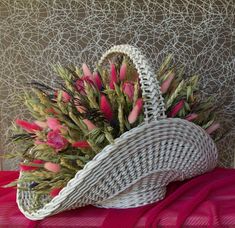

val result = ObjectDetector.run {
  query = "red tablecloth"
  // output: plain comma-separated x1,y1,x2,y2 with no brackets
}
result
1,168,235,228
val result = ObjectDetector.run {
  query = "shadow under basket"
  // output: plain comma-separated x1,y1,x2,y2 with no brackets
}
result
17,45,218,220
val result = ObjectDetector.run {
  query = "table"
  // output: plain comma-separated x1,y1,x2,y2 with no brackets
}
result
1,168,235,227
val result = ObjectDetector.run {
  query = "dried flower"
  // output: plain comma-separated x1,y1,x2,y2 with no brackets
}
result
160,73,175,94
168,100,185,117
16,119,42,133
62,91,71,102
20,160,44,172
100,95,113,121
109,63,117,89
75,76,94,94
50,188,62,198
34,121,48,129
83,119,97,131
206,123,220,134
47,117,62,131
47,129,68,151
82,63,92,76
72,141,90,148
185,113,198,121
44,162,61,173
119,61,127,81
93,72,103,90
128,98,143,124
123,82,134,101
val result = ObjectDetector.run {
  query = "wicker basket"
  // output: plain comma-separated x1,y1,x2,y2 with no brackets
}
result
17,45,218,220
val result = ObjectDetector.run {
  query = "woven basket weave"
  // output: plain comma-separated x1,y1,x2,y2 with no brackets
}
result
17,45,218,220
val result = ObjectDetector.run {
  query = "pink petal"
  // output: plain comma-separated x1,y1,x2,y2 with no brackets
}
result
76,105,86,113
128,98,143,124
93,72,103,90
185,113,198,121
47,129,68,151
136,98,143,110
83,119,97,131
47,117,62,131
119,62,127,81
168,100,185,117
75,76,94,94
16,119,42,132
100,95,113,121
44,162,61,173
72,141,90,148
82,63,92,76
35,139,45,145
50,188,62,198
19,160,44,172
62,91,71,102
109,63,117,89
160,73,175,94
20,164,37,171
34,121,48,129
123,82,134,101
206,123,220,135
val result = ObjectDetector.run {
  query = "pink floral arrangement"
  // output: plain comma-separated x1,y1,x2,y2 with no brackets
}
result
5,54,221,209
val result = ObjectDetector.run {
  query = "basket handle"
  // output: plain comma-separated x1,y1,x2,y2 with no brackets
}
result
98,44,166,122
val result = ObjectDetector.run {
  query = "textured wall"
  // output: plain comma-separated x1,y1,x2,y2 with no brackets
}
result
0,0,235,170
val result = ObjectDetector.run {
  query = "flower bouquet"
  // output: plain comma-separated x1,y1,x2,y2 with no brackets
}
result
5,45,219,220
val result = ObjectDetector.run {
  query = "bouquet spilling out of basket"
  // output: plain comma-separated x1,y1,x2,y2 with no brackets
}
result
4,45,220,220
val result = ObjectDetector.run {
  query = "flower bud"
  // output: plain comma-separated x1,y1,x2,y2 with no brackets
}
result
44,162,61,173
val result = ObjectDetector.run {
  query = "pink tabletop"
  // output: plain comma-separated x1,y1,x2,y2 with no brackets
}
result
1,168,235,228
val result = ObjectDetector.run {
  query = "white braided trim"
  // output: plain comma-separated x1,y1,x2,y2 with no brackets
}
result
17,118,217,220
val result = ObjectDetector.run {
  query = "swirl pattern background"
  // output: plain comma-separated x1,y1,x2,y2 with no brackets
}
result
0,0,234,169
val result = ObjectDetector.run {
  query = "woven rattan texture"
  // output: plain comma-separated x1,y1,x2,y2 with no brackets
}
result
17,45,217,220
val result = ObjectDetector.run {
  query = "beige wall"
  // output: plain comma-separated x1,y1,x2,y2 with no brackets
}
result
0,0,235,170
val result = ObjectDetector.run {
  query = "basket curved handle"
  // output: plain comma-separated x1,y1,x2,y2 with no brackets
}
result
98,44,166,122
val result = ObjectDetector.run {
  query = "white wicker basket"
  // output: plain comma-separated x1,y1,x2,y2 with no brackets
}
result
17,45,218,220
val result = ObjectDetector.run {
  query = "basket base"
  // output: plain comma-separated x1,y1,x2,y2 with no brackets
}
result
93,186,166,208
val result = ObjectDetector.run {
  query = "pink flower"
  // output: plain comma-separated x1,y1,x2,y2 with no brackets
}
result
50,188,62,198
185,113,198,121
20,160,44,172
76,105,97,130
168,100,185,117
119,62,127,81
128,98,143,124
109,63,117,89
62,91,71,102
100,95,113,121
34,121,48,129
16,119,42,133
72,140,90,148
76,105,86,113
206,123,220,135
34,139,46,145
44,162,61,173
83,119,97,131
123,82,134,101
160,73,175,94
47,117,62,131
93,72,103,90
75,76,94,94
47,129,68,151
82,63,92,76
